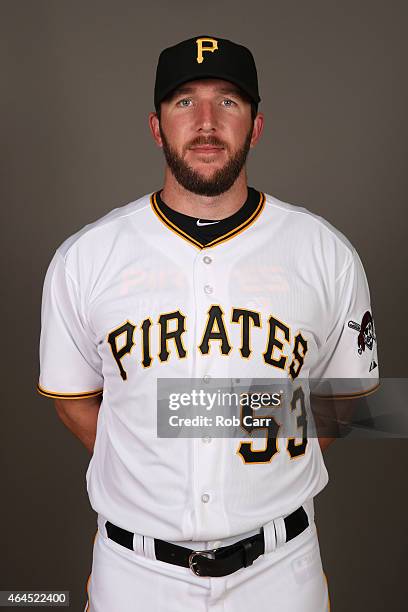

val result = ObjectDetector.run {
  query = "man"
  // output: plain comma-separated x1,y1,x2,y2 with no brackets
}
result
37,35,379,611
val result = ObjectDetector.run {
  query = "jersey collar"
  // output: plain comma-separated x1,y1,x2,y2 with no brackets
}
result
150,188,265,250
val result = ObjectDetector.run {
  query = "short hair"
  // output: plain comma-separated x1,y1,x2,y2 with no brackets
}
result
156,86,258,123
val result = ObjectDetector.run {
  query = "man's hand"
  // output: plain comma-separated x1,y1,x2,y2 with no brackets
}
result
54,394,103,454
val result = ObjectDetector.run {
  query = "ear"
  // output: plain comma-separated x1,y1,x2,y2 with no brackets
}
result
149,112,163,147
250,112,264,148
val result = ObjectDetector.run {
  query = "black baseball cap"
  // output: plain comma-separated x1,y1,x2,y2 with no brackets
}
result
154,35,261,111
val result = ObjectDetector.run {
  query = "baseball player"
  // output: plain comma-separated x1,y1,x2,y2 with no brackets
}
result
37,35,379,611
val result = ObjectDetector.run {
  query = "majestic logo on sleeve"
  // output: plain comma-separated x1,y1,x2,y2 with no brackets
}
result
348,310,377,371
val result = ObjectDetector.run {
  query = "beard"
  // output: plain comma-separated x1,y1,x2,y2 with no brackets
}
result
159,124,254,197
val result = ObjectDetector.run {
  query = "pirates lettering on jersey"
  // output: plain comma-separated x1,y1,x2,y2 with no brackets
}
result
107,304,309,381
158,311,188,362
231,308,261,359
198,305,232,356
289,333,308,380
107,320,136,381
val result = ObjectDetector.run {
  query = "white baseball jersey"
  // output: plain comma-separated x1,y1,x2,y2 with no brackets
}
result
37,188,379,542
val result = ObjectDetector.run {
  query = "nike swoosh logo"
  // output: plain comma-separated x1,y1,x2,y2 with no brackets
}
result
196,219,220,226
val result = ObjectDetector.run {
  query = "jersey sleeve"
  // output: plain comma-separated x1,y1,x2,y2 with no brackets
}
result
37,249,104,399
310,247,379,398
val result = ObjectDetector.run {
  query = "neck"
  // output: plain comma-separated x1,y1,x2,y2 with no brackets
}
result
160,168,249,220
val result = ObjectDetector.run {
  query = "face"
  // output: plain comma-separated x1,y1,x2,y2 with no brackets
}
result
149,79,263,196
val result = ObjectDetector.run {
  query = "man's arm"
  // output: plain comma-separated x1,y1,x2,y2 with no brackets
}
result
318,437,336,452
312,396,358,452
54,395,102,454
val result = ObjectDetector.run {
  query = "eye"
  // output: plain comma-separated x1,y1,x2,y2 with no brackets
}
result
177,98,193,107
221,98,237,107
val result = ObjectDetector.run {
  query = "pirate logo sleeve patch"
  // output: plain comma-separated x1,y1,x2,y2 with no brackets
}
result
348,310,378,371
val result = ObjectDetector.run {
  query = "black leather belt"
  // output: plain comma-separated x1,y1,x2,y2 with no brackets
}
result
105,506,309,577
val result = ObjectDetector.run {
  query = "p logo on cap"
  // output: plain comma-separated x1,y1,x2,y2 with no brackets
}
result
196,37,218,64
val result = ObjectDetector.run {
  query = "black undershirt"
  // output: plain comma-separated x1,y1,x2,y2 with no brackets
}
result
155,186,261,246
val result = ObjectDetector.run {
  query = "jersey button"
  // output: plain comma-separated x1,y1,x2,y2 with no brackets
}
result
203,256,212,264
201,493,210,504
203,375,211,383
204,284,213,294
202,435,212,443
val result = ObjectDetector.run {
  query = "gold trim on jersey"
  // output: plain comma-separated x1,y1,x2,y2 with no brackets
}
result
150,191,266,250
311,381,380,401
36,383,103,400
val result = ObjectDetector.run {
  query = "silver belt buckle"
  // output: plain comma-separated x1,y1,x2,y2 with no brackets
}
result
188,549,217,577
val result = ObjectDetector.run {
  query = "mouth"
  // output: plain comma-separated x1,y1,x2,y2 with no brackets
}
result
189,145,224,154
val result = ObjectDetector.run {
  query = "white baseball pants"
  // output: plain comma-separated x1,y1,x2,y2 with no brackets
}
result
84,501,330,611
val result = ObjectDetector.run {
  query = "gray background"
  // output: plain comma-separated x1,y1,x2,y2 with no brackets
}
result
1,0,407,610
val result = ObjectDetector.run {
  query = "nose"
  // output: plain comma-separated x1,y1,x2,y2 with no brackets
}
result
195,100,218,132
